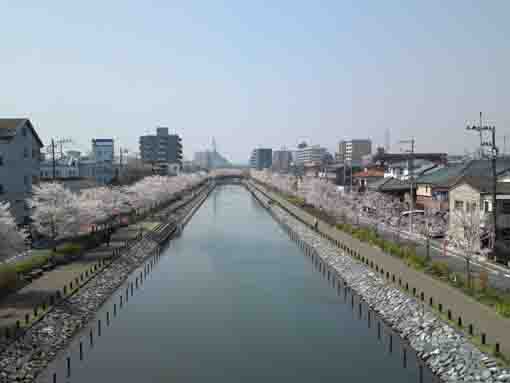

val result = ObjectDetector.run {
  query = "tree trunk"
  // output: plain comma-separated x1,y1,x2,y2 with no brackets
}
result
466,258,472,290
426,237,431,263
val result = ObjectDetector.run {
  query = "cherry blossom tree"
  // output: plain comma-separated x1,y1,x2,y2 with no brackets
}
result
447,202,481,289
29,183,81,249
0,201,27,259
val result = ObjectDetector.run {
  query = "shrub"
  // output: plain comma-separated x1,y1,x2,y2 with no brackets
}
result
495,302,510,318
430,261,449,278
13,255,51,274
406,253,427,270
57,243,83,257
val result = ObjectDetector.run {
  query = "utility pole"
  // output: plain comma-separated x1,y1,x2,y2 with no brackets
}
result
467,114,499,256
51,139,56,181
399,138,415,234
46,138,72,180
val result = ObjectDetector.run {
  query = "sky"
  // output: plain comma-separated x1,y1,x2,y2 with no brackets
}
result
1,1,509,163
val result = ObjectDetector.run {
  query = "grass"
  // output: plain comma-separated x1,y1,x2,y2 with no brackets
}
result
139,221,159,231
12,254,52,274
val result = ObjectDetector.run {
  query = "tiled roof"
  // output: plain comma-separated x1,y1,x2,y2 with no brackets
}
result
416,160,510,188
415,164,466,187
353,168,384,178
367,177,392,191
454,176,510,195
380,178,411,192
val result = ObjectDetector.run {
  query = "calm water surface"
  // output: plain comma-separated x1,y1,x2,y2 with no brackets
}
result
47,185,433,382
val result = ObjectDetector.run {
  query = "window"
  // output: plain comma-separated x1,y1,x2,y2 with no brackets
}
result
466,202,477,213
502,200,510,215
454,200,464,210
484,200,490,213
23,147,28,158
0,154,3,166
24,175,29,188
0,185,4,194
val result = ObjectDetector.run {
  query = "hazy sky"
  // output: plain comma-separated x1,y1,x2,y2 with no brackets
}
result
1,1,509,163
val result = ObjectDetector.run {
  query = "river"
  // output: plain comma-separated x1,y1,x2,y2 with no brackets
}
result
43,185,433,382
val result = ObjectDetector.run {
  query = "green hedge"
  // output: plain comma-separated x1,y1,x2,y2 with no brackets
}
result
57,243,83,256
13,254,52,274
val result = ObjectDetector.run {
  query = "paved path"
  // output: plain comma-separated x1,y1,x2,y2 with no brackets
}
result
0,231,137,329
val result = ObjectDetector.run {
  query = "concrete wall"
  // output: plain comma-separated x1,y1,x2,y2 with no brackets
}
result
252,180,510,358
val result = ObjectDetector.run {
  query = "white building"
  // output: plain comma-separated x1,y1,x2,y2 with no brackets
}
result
40,156,80,179
295,145,327,165
92,139,114,184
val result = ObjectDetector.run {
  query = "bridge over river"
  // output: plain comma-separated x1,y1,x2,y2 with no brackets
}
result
42,184,433,382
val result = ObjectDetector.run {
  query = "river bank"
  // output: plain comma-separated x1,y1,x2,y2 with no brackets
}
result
246,181,510,383
0,183,213,383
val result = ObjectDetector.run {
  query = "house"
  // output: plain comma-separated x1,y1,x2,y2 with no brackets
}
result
377,178,412,203
416,159,510,212
384,159,438,180
0,119,44,223
320,162,362,187
352,167,384,190
448,176,510,251
415,165,465,211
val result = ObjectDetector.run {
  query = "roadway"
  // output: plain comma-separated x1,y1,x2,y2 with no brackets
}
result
356,216,510,291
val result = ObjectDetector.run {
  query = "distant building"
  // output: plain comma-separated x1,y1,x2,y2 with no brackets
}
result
92,138,114,185
193,150,230,169
0,119,44,223
92,139,114,162
40,155,80,180
140,127,182,175
338,139,372,163
295,145,327,165
272,150,292,173
250,148,272,170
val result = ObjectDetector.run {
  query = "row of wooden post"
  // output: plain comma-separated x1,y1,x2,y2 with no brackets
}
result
278,214,434,383
51,245,162,382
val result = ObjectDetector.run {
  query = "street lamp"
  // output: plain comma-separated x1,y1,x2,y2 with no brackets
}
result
466,115,499,258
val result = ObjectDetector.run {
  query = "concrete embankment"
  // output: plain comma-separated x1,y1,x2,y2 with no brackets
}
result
245,181,510,383
0,183,213,383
